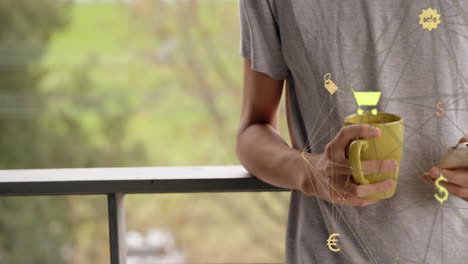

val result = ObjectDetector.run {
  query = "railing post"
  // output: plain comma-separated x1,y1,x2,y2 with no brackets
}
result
108,193,126,264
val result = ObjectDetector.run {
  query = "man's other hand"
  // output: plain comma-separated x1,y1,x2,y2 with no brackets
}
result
422,135,468,202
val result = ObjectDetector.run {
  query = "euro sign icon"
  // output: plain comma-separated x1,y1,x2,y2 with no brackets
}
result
434,174,449,204
327,233,340,252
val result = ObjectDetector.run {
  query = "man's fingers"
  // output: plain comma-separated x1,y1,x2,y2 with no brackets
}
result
347,179,394,198
422,173,468,199
331,194,379,207
324,159,353,176
430,168,468,187
421,173,432,185
308,155,351,176
458,135,468,144
326,125,381,160
441,181,468,198
442,169,468,187
361,159,398,174
326,159,398,178
332,125,381,151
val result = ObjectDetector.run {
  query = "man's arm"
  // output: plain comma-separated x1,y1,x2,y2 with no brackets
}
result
236,59,396,206
236,59,304,191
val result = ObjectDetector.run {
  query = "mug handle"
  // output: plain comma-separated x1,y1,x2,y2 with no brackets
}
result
349,140,370,184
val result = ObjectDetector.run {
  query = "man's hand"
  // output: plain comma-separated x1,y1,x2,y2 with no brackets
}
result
300,124,397,207
422,135,468,202
237,59,396,208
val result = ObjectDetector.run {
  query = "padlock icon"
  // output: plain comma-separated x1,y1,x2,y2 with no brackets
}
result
324,73,339,95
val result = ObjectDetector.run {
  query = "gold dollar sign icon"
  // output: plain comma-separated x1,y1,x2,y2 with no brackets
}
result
436,101,445,117
434,173,449,204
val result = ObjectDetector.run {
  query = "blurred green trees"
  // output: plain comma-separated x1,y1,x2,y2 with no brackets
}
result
0,0,290,263
0,0,147,263
0,1,71,263
0,0,66,169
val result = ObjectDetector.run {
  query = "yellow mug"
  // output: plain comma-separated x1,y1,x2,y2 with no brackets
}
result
344,112,404,200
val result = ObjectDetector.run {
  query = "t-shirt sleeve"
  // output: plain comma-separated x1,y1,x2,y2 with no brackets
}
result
239,0,290,80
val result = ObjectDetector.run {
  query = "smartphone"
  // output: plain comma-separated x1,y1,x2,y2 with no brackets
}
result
439,142,468,169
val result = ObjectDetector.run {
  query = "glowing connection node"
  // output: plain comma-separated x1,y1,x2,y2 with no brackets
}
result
327,233,341,252
419,7,442,31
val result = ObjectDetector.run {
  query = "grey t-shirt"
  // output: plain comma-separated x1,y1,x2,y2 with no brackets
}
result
239,0,468,263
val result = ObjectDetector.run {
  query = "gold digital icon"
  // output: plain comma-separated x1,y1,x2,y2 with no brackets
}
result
324,73,339,95
436,101,445,117
327,233,341,252
349,87,381,115
419,7,442,31
434,173,449,204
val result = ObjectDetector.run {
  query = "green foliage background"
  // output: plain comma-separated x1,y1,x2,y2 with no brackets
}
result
0,0,290,263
